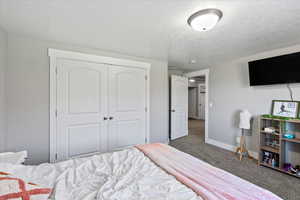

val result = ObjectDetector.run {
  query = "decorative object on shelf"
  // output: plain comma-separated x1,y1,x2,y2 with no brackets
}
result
272,100,299,118
262,151,271,164
290,166,297,174
283,163,300,175
265,138,279,149
283,163,292,172
236,110,252,160
271,157,276,167
283,133,296,139
262,151,279,167
296,166,300,176
264,127,276,133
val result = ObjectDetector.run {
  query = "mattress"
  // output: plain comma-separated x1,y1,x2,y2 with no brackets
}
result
0,144,282,200
0,147,201,200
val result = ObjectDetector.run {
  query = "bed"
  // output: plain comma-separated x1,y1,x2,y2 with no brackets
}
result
0,143,282,200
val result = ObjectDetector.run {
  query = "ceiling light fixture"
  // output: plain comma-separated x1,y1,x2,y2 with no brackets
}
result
190,59,197,64
188,8,223,32
189,79,196,82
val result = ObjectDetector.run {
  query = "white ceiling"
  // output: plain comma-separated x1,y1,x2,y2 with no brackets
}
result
1,0,300,71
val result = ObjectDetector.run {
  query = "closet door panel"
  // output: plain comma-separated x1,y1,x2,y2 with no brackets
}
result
68,69,100,113
108,66,147,150
57,59,108,161
67,124,100,157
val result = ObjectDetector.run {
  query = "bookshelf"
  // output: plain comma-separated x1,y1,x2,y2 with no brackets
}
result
259,117,300,178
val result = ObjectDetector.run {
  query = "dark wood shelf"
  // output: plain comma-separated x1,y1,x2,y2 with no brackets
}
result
260,131,280,136
261,117,300,123
261,146,279,153
260,162,280,171
281,138,300,144
260,163,300,178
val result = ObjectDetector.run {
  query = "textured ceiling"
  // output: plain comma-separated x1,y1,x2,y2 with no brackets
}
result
1,0,300,71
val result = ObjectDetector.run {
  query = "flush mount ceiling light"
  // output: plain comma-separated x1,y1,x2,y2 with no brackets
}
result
189,79,196,82
188,8,223,31
190,59,197,64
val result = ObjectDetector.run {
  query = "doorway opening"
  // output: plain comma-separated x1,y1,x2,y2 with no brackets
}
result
188,76,206,142
169,69,209,145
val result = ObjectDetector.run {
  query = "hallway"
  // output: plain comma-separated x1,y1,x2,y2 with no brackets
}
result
170,119,204,149
187,119,204,140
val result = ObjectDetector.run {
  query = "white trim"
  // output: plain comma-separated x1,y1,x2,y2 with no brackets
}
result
206,138,259,160
146,67,151,144
184,69,209,143
49,56,57,163
49,48,151,163
163,139,170,145
48,49,151,69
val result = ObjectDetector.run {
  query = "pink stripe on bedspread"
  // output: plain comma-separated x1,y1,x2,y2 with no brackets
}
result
136,143,282,200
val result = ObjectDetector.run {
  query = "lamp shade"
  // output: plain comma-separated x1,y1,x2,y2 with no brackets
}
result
239,110,251,130
187,8,223,32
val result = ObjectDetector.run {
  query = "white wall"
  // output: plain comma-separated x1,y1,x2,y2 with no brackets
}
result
209,44,300,153
168,69,185,76
0,27,7,152
6,34,169,164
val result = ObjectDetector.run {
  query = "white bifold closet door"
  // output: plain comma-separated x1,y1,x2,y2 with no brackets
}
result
108,66,146,150
56,59,147,161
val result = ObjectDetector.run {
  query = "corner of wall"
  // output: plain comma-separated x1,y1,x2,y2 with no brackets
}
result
206,138,259,160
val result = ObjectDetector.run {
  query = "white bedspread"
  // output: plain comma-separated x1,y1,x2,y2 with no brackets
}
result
0,148,201,200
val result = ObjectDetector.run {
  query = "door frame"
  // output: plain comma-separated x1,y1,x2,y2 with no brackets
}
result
184,69,209,143
48,48,151,163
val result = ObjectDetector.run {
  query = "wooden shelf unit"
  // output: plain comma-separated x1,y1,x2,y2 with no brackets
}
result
261,145,279,154
259,117,300,178
281,138,300,144
260,162,300,178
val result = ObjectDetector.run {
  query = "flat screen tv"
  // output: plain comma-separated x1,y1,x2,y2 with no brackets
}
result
248,52,300,86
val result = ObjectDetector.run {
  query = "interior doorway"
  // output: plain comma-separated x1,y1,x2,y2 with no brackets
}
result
188,76,206,141
185,69,209,143
169,69,209,144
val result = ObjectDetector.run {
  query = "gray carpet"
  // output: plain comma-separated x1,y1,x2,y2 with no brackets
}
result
170,119,300,200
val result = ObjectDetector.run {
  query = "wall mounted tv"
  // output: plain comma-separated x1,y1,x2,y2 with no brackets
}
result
248,51,300,86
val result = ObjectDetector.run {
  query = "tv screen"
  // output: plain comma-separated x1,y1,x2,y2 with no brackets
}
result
248,52,300,86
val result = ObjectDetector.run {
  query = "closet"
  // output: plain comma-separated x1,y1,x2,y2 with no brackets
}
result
49,49,150,162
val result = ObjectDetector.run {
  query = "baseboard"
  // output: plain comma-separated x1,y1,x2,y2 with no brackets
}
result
206,138,258,160
163,139,170,144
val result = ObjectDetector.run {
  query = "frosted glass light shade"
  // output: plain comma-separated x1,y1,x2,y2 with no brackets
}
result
188,9,222,32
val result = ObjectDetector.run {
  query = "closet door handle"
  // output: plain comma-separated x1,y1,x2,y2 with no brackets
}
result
103,117,108,120
109,117,113,120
